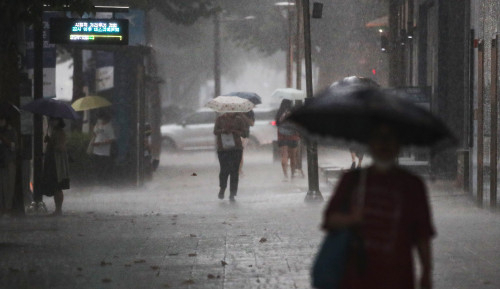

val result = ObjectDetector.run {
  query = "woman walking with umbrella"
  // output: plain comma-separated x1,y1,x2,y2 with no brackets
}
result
207,95,254,202
214,112,247,202
42,117,70,216
288,87,455,289
275,99,300,181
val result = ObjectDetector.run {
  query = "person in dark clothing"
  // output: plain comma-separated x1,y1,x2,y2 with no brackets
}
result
41,117,70,216
275,99,300,181
322,124,435,289
0,115,17,217
214,112,247,202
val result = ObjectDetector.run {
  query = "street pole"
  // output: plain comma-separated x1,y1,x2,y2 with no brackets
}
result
32,4,44,205
286,5,294,88
214,12,221,98
302,0,322,202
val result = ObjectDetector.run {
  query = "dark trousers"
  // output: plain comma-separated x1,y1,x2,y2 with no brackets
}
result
93,155,113,185
217,149,243,196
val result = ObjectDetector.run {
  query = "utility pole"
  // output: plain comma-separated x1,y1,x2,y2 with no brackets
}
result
214,12,221,98
302,0,322,202
32,2,44,206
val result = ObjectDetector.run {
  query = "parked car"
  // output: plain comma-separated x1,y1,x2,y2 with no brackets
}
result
161,107,277,151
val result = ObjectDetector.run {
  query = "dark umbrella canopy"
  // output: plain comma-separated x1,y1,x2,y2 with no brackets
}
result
21,98,80,120
288,86,456,147
223,92,262,105
0,102,20,118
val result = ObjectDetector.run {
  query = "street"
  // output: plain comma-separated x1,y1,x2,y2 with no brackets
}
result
1,147,500,289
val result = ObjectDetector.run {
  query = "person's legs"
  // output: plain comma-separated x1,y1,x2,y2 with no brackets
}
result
217,151,230,198
228,150,243,200
5,162,16,214
0,167,7,215
349,149,357,169
53,190,63,215
288,146,298,179
280,145,289,179
357,152,364,168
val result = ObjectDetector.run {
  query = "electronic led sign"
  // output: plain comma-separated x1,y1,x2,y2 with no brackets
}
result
49,18,129,45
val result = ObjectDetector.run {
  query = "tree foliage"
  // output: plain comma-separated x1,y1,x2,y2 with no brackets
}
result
93,0,218,25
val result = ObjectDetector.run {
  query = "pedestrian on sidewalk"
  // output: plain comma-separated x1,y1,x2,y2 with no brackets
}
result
41,117,70,216
214,112,246,202
349,143,365,170
0,115,18,217
321,123,435,289
90,111,116,185
275,99,300,181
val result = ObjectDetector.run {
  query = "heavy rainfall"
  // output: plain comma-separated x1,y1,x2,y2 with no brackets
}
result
0,1,499,289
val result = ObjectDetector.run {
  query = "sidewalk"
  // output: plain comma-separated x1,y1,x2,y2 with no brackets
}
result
1,148,499,289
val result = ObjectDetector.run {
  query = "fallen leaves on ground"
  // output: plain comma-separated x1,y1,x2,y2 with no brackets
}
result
189,234,197,237
100,261,112,266
259,238,267,243
134,259,146,264
188,253,197,257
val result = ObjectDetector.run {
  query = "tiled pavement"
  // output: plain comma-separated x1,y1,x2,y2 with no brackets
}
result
1,148,499,289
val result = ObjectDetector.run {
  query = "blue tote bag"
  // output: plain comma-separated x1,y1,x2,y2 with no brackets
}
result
311,229,352,289
311,169,367,289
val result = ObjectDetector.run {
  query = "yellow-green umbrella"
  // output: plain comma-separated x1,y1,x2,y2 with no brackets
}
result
71,95,111,111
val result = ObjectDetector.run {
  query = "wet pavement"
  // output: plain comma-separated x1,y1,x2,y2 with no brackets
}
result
1,147,500,289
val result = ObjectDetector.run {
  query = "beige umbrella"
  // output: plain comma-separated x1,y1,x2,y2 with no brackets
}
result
71,95,112,111
205,96,255,113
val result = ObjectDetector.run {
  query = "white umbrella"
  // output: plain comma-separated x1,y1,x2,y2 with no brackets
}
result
271,88,306,101
205,96,255,113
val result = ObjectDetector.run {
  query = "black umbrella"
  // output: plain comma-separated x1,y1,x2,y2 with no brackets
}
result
21,98,80,120
0,102,20,118
223,92,262,105
287,86,456,147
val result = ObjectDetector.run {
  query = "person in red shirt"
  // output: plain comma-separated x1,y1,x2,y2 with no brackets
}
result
322,124,435,289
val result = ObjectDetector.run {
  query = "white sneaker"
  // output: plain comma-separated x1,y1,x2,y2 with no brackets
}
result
36,202,48,214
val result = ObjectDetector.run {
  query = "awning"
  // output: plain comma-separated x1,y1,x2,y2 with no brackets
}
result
365,15,388,28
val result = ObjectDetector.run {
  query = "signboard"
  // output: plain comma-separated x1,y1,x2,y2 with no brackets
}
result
49,18,129,45
25,12,60,98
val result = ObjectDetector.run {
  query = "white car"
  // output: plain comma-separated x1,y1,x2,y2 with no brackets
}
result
161,107,277,151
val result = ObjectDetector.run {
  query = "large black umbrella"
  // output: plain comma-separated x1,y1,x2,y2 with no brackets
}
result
0,102,20,118
21,98,80,120
287,86,456,147
223,92,262,105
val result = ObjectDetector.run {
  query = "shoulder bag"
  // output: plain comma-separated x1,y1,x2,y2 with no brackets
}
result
311,169,367,289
